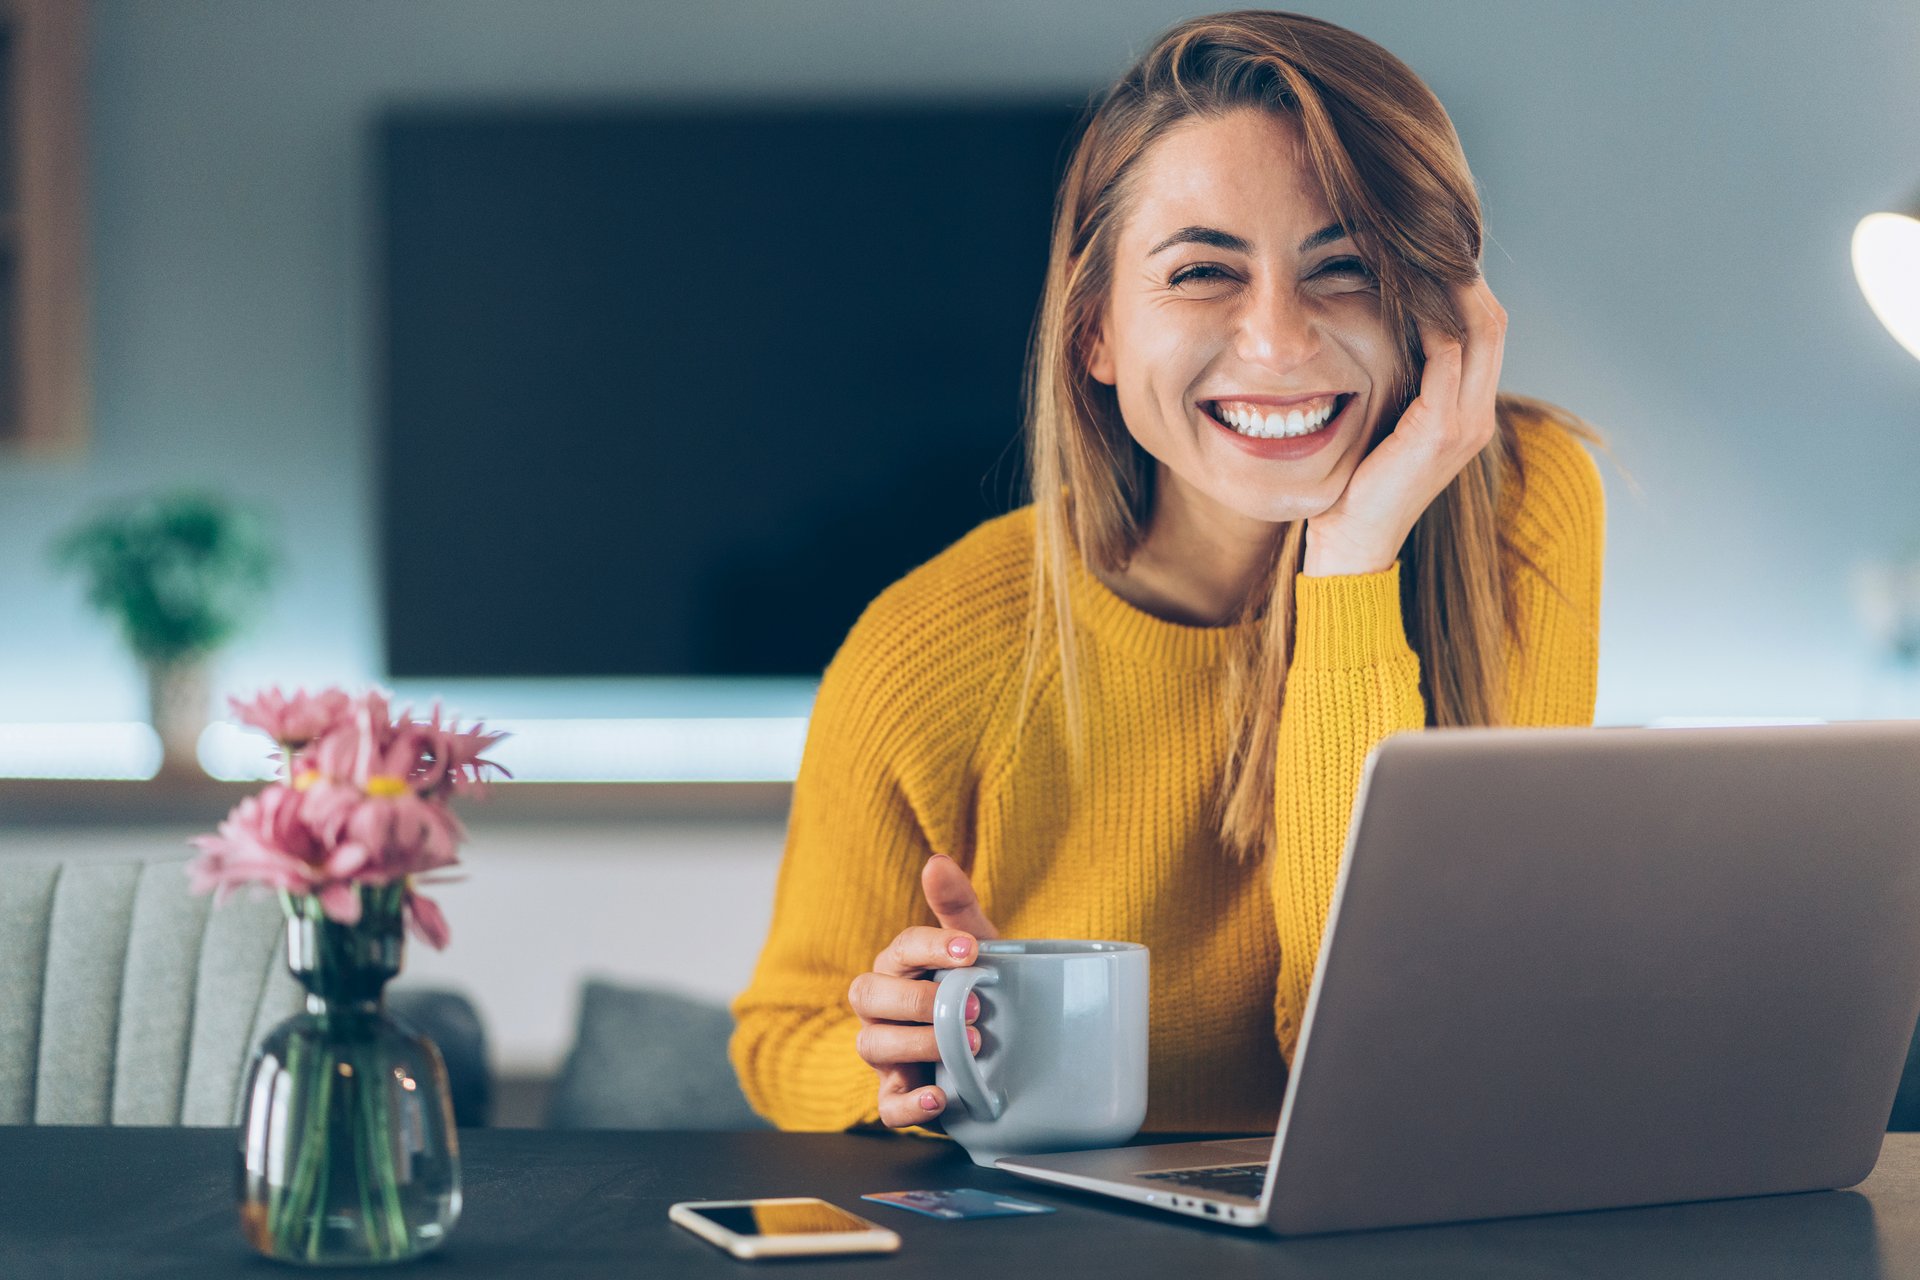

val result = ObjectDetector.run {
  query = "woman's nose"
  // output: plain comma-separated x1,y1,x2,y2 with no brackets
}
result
1236,282,1321,368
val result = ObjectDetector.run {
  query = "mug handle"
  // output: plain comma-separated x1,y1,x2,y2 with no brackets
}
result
932,966,1003,1121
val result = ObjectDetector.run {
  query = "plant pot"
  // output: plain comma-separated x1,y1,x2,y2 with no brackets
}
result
145,656,211,779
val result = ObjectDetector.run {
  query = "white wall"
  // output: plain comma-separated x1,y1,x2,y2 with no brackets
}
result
395,822,783,1075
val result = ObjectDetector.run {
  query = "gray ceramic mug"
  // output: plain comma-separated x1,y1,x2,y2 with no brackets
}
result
931,939,1149,1168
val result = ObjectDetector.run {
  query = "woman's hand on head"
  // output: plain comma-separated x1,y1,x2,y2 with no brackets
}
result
848,853,1000,1130
1302,275,1508,577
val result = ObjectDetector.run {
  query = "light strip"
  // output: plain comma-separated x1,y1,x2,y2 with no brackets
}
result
196,717,810,784
0,722,161,779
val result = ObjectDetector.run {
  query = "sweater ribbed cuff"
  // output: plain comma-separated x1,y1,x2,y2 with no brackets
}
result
1291,560,1415,670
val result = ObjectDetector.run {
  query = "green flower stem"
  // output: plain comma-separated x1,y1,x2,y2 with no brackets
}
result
280,1037,330,1259
350,1045,380,1257
301,1044,333,1262
368,1048,407,1254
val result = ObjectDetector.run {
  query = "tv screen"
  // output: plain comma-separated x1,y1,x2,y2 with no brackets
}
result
377,100,1084,678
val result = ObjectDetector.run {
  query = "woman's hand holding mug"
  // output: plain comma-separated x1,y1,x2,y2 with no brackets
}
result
848,853,999,1128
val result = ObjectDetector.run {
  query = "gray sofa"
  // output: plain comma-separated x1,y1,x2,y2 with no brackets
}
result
0,859,301,1125
0,857,492,1127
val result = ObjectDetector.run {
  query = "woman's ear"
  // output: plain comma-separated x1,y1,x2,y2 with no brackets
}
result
1086,322,1117,386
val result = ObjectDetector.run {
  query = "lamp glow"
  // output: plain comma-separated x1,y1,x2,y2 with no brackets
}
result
1853,208,1920,362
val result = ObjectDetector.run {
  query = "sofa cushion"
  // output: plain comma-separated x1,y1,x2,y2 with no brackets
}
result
546,979,767,1130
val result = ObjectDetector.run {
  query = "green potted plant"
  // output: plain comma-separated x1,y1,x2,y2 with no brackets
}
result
50,489,279,779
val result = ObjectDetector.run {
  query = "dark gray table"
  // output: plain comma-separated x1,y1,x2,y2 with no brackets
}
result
4,1127,1919,1278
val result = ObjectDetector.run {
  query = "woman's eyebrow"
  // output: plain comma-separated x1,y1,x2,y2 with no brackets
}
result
1147,222,1351,258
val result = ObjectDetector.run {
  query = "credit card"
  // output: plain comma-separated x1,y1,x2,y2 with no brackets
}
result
861,1188,1057,1220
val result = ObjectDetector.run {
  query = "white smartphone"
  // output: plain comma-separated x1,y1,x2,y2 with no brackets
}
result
668,1197,902,1259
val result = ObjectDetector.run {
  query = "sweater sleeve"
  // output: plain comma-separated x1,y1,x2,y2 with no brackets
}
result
727,575,994,1141
1269,419,1606,1067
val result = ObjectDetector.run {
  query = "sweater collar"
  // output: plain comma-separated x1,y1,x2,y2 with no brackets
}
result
1059,518,1257,671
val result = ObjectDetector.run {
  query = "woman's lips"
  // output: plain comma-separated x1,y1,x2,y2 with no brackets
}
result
1203,394,1353,460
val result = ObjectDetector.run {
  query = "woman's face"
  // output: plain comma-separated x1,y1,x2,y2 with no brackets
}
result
1087,108,1398,527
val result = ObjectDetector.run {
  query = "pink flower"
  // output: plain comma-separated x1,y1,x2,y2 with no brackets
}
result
420,701,512,799
300,775,465,876
297,694,465,875
228,686,352,750
186,784,370,924
190,683,504,949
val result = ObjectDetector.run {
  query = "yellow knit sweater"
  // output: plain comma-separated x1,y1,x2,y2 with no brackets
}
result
729,410,1604,1138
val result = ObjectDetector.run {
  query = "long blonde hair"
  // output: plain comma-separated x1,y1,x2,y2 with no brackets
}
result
1012,9,1609,865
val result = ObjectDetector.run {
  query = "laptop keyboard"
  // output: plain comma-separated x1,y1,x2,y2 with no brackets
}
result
1136,1162,1268,1198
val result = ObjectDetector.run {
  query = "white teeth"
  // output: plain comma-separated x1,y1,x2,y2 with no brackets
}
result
1215,397,1342,439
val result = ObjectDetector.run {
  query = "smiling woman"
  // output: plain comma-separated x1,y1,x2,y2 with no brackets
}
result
730,9,1608,1137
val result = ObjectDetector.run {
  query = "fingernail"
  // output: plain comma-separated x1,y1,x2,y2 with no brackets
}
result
947,937,972,959
965,993,979,1021
969,1027,981,1053
919,1090,941,1111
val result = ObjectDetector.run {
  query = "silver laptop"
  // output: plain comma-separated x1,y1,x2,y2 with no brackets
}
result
996,720,1920,1235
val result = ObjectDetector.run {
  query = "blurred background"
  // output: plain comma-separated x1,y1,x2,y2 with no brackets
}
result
2,0,1918,1123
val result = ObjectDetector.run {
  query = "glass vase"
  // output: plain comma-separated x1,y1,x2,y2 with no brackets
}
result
237,885,461,1265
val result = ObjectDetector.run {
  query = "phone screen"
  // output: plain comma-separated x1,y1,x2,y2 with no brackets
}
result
688,1200,876,1237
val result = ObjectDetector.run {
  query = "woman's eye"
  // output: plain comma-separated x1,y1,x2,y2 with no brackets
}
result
1169,259,1377,290
1320,257,1377,282
1168,263,1229,288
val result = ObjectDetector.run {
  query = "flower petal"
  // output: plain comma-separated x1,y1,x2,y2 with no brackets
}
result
318,882,362,926
405,889,451,950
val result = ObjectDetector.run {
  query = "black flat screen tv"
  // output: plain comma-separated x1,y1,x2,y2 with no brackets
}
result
377,100,1084,678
